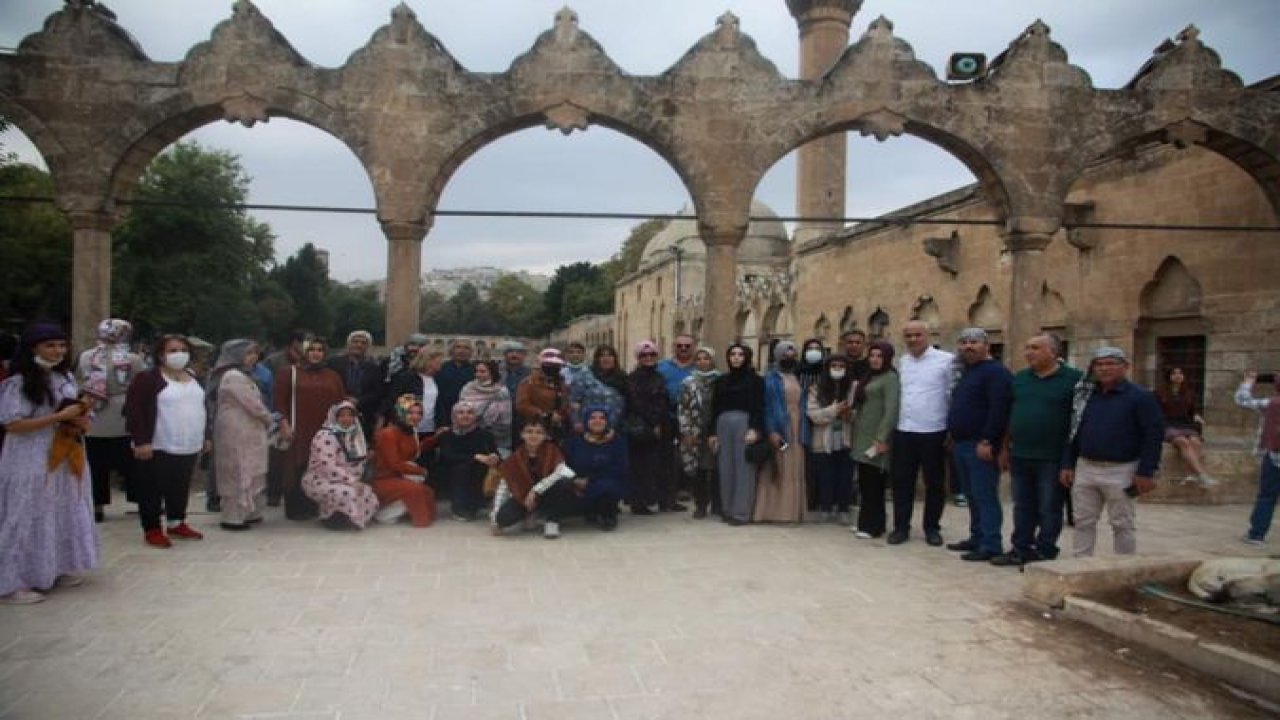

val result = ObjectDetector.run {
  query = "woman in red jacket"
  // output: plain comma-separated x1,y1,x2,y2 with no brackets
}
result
371,394,438,527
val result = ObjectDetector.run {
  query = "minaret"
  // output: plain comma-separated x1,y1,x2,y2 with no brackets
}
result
786,0,861,245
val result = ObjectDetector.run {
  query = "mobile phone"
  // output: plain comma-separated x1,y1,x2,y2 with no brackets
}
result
1258,372,1276,384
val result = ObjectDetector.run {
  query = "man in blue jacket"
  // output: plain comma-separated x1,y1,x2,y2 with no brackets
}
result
1062,347,1163,557
944,328,1013,562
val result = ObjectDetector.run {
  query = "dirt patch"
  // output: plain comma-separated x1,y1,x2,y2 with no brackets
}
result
1083,586,1280,660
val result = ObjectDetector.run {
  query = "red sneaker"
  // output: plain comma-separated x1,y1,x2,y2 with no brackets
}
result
167,523,204,540
144,528,172,548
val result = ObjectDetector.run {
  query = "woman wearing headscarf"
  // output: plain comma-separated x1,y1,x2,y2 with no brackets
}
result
434,401,500,521
565,406,630,531
371,394,438,527
568,344,628,432
274,338,346,520
754,340,808,524
626,340,675,514
850,341,900,539
796,337,827,512
491,417,576,538
124,334,208,547
0,323,97,604
807,355,855,524
210,339,273,530
708,344,764,525
458,359,513,454
516,348,570,442
678,346,720,518
77,318,145,521
302,400,379,530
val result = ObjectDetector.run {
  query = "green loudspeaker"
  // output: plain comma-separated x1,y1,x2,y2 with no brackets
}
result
947,53,986,81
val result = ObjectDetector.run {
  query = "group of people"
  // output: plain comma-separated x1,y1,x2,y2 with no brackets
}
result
2,316,1278,606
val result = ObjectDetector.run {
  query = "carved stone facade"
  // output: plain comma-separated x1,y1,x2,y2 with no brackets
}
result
2,2,1276,361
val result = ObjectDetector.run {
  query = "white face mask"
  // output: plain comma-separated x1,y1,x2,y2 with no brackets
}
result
804,349,823,365
34,354,63,369
829,369,846,380
164,351,190,370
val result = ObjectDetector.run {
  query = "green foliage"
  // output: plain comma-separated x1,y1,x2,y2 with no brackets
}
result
113,141,275,340
270,242,333,340
544,261,612,329
486,273,548,336
0,163,72,324
329,282,384,346
601,216,667,284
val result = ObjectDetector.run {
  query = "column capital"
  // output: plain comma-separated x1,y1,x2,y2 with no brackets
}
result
66,209,120,232
1002,216,1059,252
786,0,862,24
697,224,746,248
380,219,431,243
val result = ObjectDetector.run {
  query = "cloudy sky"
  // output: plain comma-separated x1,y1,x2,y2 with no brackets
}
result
2,0,1274,282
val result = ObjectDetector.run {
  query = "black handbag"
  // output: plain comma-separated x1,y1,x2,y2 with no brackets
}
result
745,440,771,465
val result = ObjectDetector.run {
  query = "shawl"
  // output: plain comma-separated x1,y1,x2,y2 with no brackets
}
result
498,441,565,500
48,396,90,476
459,378,512,430
321,399,368,462
82,318,134,408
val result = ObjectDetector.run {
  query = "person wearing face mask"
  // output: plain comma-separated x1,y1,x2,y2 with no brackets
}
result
806,355,855,524
77,318,145,522
301,400,380,530
516,348,570,443
754,340,807,523
796,338,826,512
0,323,98,605
275,338,347,521
124,334,208,548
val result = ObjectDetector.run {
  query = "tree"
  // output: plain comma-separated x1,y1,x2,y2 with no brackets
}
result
0,163,72,324
602,216,668,284
544,261,612,329
486,273,547,336
112,141,276,340
329,282,384,346
271,242,332,340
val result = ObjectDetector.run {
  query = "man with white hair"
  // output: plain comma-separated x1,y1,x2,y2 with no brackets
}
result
1061,346,1164,557
888,320,954,547
328,329,383,437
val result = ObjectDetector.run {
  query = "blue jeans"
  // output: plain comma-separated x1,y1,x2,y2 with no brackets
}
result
1248,456,1280,541
1010,457,1065,558
953,441,1002,554
813,451,853,512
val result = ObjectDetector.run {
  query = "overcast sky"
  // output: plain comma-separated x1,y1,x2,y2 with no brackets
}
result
2,0,1274,282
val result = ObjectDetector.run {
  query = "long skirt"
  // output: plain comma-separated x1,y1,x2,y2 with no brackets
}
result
716,411,756,523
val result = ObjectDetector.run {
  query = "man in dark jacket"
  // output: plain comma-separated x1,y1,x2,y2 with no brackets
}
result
327,330,383,439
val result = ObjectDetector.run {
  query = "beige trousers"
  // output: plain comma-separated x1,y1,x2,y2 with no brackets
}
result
1072,459,1139,557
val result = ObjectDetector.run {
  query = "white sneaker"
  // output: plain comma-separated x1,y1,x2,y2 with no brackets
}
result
1182,475,1199,485
0,590,45,605
1240,534,1265,547
854,530,873,540
375,501,407,524
1198,475,1217,488
543,521,560,539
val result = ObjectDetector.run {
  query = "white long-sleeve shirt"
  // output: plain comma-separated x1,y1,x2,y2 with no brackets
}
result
1234,381,1280,466
896,346,954,433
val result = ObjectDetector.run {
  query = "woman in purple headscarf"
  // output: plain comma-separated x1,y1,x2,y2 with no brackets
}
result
0,323,99,605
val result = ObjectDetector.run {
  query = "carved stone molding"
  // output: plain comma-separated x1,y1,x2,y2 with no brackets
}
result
922,231,960,275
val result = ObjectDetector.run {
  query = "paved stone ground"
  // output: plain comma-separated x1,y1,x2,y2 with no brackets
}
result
0,494,1275,720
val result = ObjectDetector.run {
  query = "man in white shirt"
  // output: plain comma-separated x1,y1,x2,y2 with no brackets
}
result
888,320,954,546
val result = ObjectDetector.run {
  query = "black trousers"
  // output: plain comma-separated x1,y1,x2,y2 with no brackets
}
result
494,481,585,527
890,430,947,534
856,463,889,536
133,450,197,531
86,435,132,507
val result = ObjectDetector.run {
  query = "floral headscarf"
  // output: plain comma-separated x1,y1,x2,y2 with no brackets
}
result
392,393,422,431
82,318,134,408
323,400,368,461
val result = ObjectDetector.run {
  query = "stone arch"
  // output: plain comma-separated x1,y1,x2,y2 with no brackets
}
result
968,286,1003,330
0,96,66,180
867,307,890,340
1139,256,1202,319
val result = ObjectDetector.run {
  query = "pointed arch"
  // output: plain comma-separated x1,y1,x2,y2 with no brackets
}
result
1139,256,1202,319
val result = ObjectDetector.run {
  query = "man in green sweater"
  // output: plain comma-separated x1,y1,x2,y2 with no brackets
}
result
993,334,1082,566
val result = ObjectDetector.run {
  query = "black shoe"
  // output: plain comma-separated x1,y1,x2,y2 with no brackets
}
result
693,507,708,519
946,539,976,552
989,551,1025,567
661,503,688,512
887,530,908,545
245,515,264,524
599,514,618,532
94,509,105,523
631,505,655,516
220,522,251,531
726,517,747,526
322,513,355,531
961,550,995,562
925,531,943,547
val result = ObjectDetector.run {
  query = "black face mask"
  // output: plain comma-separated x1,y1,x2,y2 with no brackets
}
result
541,365,560,378
778,358,797,371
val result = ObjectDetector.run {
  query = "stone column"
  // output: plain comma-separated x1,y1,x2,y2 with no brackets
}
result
787,0,861,245
382,220,429,346
1003,226,1055,371
68,210,118,350
699,227,745,358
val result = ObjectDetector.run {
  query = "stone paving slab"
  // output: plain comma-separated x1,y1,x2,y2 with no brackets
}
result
0,497,1274,719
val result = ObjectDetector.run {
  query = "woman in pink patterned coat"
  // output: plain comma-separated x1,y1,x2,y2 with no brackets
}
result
302,400,379,530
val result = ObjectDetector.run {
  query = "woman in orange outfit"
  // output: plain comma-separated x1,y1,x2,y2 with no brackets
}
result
371,394,438,527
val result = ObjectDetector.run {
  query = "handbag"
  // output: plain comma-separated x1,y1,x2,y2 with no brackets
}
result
745,440,771,465
268,367,296,451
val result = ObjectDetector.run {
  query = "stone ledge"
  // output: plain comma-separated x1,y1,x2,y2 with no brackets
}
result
1062,596,1280,706
1022,554,1211,608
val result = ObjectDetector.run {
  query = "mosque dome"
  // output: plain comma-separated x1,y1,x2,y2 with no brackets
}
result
639,200,790,268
